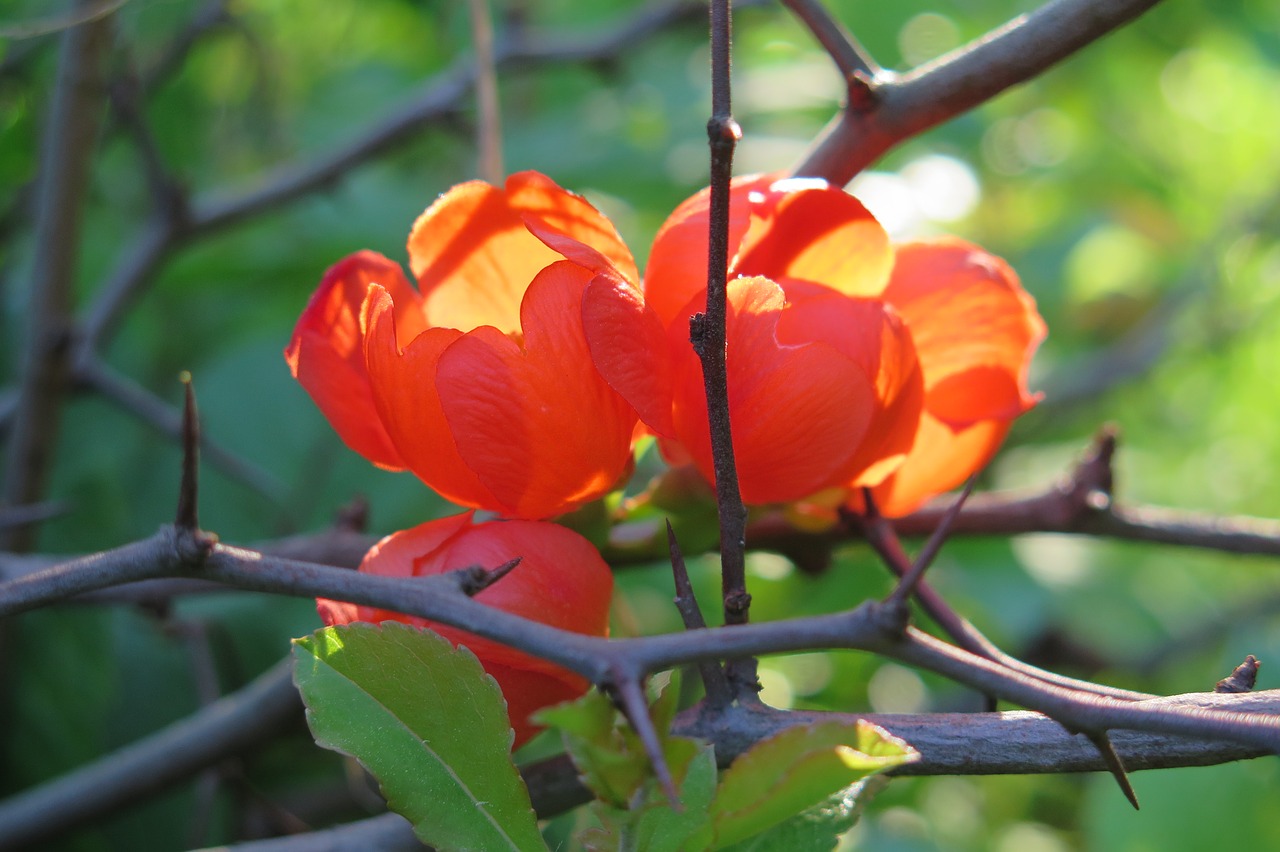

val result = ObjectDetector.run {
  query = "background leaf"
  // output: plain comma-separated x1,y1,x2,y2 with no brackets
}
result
709,720,918,848
292,623,547,852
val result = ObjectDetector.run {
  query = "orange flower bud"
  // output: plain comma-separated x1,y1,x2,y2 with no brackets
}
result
317,512,613,748
285,172,642,519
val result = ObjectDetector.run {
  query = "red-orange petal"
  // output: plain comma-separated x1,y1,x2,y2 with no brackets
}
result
362,286,499,510
408,172,636,334
435,261,638,518
671,277,883,504
865,238,1046,516
581,272,676,438
869,416,1011,517
734,183,894,299
883,239,1045,426
285,251,420,469
778,282,925,488
643,174,775,328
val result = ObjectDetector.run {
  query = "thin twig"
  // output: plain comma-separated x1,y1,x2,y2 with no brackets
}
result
695,0,755,698
467,0,504,184
779,0,879,78
2,2,114,551
176,373,200,530
884,476,976,613
667,520,734,708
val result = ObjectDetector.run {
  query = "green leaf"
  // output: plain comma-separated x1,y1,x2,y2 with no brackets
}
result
709,720,918,849
534,688,651,807
292,623,547,852
719,776,891,852
584,740,718,852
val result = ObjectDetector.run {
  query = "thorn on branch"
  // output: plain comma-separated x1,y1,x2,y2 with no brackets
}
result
1086,731,1140,810
1216,655,1260,694
176,372,200,531
332,495,369,533
606,674,681,809
453,557,523,597
689,312,708,357
667,520,734,709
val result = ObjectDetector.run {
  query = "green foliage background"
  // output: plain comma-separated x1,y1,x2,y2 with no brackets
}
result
2,0,1279,848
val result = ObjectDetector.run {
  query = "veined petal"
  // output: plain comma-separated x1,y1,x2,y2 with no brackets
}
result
285,251,421,469
643,174,774,327
779,283,924,488
362,286,498,510
734,185,894,298
408,172,636,334
883,238,1046,426
581,272,676,438
436,262,638,519
672,277,881,504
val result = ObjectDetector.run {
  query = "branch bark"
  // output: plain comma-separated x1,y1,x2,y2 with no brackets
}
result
793,0,1164,184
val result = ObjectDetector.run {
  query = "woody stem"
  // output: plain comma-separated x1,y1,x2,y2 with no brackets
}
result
694,0,755,696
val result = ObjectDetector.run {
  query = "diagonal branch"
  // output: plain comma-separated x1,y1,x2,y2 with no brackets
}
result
793,0,1165,184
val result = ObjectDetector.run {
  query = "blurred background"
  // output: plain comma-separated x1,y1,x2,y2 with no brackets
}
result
2,0,1279,848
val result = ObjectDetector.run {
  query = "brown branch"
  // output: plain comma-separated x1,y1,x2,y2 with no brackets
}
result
136,688,1280,851
694,0,755,697
2,2,114,551
6,533,1280,762
793,0,1165,184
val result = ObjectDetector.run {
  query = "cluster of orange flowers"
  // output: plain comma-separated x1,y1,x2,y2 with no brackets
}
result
287,171,1044,744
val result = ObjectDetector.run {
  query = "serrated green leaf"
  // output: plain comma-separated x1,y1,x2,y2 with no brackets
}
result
709,720,917,849
719,776,891,852
293,623,547,852
630,742,718,852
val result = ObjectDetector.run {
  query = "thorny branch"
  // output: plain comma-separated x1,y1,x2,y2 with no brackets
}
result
694,0,755,697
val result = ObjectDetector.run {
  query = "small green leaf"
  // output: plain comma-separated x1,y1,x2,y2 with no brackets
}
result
709,720,917,849
719,776,891,852
629,742,719,852
293,623,547,852
534,688,650,807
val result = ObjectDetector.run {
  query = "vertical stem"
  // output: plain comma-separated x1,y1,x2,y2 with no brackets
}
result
467,0,504,185
694,0,754,693
2,6,114,551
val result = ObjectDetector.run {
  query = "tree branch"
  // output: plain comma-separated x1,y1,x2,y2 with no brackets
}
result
793,0,1165,184
0,658,299,850
2,2,114,550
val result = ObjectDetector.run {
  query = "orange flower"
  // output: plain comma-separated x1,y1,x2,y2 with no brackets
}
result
286,172,641,519
318,512,613,748
582,176,1043,512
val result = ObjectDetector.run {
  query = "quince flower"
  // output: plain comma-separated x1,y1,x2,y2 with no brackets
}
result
286,172,641,519
317,512,612,748
582,176,1044,514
